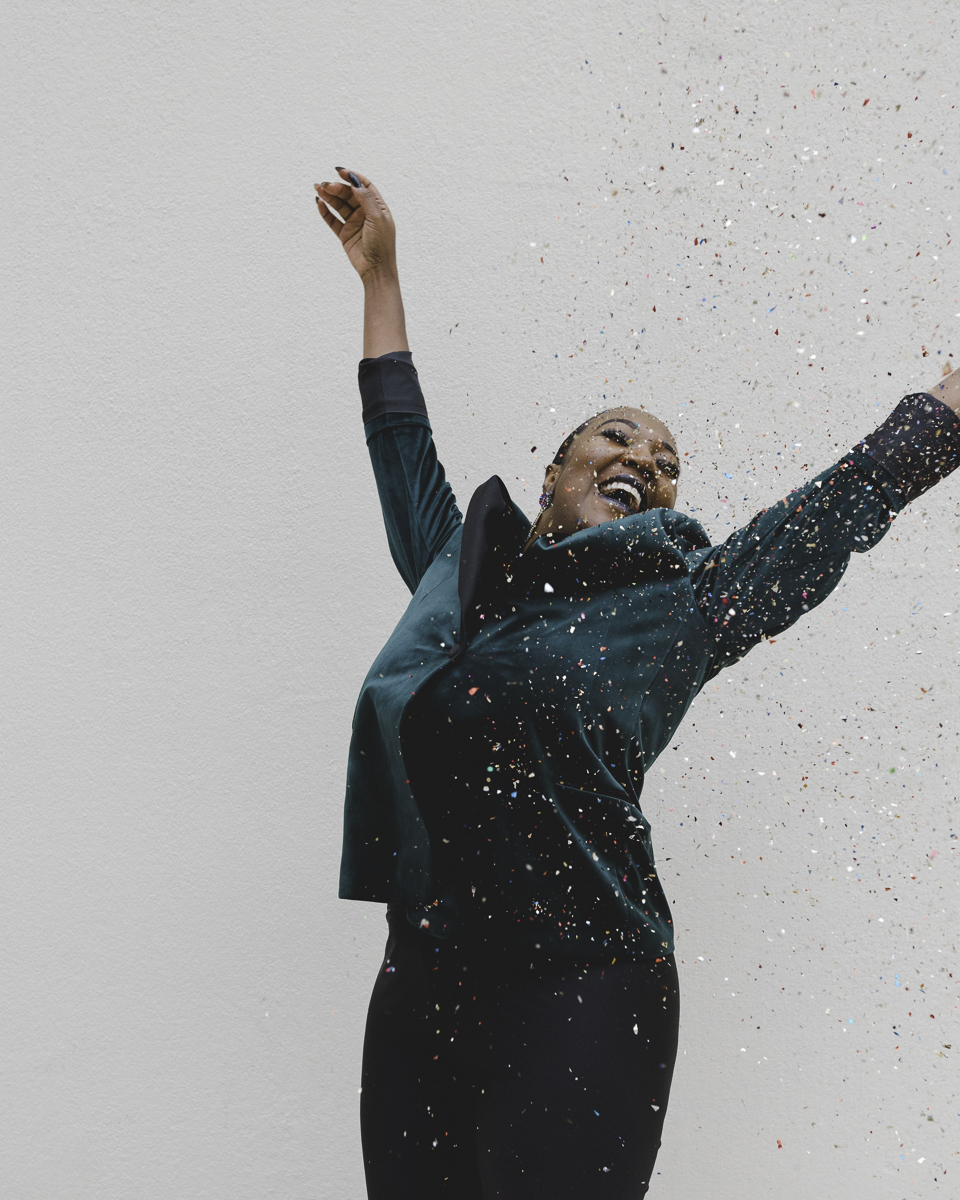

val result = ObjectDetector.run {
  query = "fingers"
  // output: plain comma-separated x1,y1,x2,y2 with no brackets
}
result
315,196,345,235
334,167,391,219
337,166,371,189
317,179,354,203
322,168,384,208
314,168,394,266
315,182,357,220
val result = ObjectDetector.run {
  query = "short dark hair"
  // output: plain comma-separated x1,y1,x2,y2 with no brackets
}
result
552,408,677,467
551,416,594,466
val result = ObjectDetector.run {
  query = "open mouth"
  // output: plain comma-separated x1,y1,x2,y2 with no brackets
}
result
597,474,645,515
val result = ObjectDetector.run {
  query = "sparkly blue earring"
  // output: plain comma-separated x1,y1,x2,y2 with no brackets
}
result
539,491,552,510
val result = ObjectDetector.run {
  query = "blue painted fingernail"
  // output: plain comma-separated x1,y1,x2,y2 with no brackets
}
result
348,171,361,187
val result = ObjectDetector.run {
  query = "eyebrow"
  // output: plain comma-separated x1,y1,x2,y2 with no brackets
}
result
598,418,678,459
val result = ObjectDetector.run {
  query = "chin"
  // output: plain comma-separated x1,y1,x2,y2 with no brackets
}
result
591,499,643,525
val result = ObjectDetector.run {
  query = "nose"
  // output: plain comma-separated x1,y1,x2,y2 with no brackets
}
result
621,440,660,480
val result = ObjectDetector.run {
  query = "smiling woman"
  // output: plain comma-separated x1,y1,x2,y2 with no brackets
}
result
526,411,681,550
315,169,960,1200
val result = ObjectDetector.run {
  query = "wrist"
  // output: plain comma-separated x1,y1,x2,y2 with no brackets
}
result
361,263,401,291
928,374,960,417
362,264,408,358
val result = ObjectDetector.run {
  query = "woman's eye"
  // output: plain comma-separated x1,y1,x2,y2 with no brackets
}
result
599,431,678,476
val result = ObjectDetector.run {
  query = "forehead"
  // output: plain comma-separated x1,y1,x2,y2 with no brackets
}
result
590,408,676,447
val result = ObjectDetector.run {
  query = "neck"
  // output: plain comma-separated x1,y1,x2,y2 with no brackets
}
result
523,517,565,554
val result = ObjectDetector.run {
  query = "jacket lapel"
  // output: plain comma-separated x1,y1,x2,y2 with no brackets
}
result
451,476,530,657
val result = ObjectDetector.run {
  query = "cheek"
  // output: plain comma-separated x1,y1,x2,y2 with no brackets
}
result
560,471,598,502
560,477,605,523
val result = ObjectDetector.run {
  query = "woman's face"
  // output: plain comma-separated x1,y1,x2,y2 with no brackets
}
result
532,407,680,544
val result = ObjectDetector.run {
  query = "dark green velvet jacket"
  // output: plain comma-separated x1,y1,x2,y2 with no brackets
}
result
339,352,960,961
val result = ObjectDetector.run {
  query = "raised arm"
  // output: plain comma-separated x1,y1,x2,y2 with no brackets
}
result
689,371,960,679
315,168,461,593
315,166,408,357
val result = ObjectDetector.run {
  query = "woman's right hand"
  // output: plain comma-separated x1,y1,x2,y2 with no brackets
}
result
315,168,398,282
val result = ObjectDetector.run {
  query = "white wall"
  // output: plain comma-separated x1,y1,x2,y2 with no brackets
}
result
4,1,958,1195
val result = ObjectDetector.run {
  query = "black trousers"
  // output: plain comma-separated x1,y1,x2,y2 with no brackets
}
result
360,912,680,1199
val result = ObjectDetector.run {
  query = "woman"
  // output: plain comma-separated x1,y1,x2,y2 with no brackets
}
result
315,167,960,1199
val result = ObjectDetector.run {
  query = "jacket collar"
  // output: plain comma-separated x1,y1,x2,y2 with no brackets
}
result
451,475,712,657
452,476,530,655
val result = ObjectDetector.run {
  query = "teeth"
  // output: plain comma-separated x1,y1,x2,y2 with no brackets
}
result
599,480,642,509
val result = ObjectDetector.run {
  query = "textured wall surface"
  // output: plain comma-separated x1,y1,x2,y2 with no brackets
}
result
4,1,959,1196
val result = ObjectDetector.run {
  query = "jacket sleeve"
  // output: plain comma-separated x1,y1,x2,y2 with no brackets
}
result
360,351,463,594
689,391,960,680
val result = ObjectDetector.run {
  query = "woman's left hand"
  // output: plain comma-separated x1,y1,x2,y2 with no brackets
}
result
315,168,398,283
